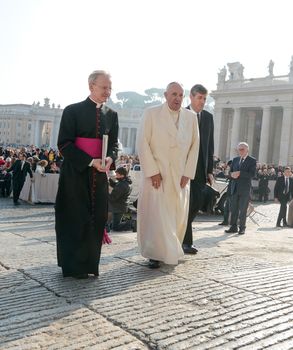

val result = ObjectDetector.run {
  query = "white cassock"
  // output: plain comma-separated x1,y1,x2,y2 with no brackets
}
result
136,103,199,265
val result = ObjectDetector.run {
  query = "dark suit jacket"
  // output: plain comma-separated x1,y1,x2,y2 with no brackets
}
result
7,160,33,184
274,176,293,201
187,107,214,179
230,155,256,195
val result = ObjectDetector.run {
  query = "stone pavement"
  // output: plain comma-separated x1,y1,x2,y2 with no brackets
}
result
1,197,293,349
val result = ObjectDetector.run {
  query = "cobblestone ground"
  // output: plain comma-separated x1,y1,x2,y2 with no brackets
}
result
1,197,293,349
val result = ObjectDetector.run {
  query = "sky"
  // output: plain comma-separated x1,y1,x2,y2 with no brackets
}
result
0,0,293,108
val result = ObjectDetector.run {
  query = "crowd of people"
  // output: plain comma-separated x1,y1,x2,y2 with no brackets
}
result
0,146,62,199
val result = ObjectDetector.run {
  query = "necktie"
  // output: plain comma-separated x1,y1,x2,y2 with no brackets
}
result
197,112,200,125
285,178,289,194
21,161,24,170
239,158,244,169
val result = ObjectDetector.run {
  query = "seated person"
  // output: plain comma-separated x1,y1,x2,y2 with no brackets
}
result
108,167,132,231
47,161,60,174
35,160,48,175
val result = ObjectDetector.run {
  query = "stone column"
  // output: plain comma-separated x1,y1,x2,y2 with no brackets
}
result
53,117,61,148
279,107,293,165
50,117,60,148
258,106,271,163
229,108,241,159
34,119,40,147
127,128,131,147
213,107,223,158
246,114,255,152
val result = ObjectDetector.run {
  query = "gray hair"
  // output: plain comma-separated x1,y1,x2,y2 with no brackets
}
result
88,70,111,84
238,142,249,150
190,84,208,96
165,81,184,92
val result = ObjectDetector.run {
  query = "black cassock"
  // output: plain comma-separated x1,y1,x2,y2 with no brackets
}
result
55,97,119,277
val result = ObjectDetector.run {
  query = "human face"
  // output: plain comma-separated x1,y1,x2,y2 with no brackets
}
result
164,83,184,111
115,172,124,180
89,75,112,104
284,169,291,177
237,145,248,158
190,92,207,113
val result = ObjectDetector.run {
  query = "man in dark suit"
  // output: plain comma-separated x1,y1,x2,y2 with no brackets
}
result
225,142,256,235
274,166,293,227
183,84,214,254
7,153,33,205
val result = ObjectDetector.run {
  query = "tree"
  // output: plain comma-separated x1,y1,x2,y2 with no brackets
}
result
116,91,150,108
144,88,165,104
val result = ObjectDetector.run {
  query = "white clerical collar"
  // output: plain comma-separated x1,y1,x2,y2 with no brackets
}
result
89,97,103,108
189,105,201,115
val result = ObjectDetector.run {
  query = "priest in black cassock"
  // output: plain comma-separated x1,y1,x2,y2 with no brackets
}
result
55,70,119,279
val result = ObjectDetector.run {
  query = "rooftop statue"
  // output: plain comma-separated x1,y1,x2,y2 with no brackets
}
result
217,66,227,84
268,59,274,77
227,62,244,80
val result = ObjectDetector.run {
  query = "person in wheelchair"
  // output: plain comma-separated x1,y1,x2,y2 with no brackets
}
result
108,166,132,231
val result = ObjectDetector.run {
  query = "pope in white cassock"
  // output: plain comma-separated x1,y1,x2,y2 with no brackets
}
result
136,82,199,268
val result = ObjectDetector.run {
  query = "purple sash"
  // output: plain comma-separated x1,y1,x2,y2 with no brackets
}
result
75,137,102,158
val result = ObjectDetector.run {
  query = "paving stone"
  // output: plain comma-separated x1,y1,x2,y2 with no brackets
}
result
2,199,293,349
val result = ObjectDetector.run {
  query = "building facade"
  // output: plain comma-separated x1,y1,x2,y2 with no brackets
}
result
0,98,62,148
212,58,293,166
117,107,142,154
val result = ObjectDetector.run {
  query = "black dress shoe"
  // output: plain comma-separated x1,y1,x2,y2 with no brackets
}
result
148,259,160,269
183,245,198,254
225,227,238,233
276,223,282,227
238,230,245,235
63,273,89,279
218,221,228,226
73,273,89,279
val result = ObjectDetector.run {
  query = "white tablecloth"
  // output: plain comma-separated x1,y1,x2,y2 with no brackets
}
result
20,173,59,203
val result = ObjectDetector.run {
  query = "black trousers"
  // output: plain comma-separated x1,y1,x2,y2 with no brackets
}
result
12,180,25,203
277,199,288,225
223,195,231,224
230,192,250,230
183,156,206,246
183,181,205,246
258,187,268,202
112,212,132,231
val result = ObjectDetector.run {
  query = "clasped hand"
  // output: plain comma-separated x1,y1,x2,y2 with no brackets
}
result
92,157,113,172
231,171,240,179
